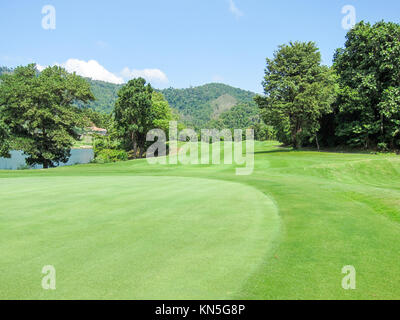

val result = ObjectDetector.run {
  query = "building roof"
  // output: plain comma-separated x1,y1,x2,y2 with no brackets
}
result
88,126,107,133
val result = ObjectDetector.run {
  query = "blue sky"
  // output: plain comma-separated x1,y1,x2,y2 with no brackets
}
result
1,0,399,92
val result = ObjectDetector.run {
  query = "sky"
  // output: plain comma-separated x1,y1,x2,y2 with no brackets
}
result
1,0,399,93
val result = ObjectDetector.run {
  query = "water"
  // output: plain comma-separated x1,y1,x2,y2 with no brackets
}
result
0,149,94,170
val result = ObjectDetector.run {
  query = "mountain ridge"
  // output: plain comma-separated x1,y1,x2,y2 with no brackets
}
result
1,66,258,128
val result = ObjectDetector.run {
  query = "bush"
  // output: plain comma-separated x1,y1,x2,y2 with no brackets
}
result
92,132,128,163
252,122,276,141
94,148,128,163
17,164,31,170
377,142,389,152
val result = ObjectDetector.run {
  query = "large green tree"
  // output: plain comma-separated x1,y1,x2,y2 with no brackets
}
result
0,64,94,168
255,41,337,148
114,79,178,158
0,120,10,157
151,91,176,133
334,21,400,150
114,78,155,158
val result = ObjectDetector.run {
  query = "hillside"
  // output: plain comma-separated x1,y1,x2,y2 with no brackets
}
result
160,83,256,127
80,80,258,128
74,80,260,128
75,78,122,113
72,79,258,127
1,66,258,128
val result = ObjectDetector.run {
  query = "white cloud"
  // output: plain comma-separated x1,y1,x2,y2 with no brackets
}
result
61,59,124,84
34,59,168,86
228,0,243,18
120,67,169,84
36,64,46,72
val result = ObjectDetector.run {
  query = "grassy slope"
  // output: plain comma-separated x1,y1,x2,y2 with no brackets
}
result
1,141,399,299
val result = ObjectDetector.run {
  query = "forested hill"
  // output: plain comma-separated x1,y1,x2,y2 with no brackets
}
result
80,80,257,127
81,80,257,127
75,78,122,113
1,66,257,128
160,83,256,127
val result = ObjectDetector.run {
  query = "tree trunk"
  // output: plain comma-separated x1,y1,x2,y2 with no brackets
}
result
139,148,146,159
133,142,138,158
291,129,298,149
42,127,49,168
315,133,320,151
292,125,302,149
131,132,138,158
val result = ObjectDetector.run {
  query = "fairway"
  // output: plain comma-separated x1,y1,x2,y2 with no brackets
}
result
1,142,400,299
0,175,280,299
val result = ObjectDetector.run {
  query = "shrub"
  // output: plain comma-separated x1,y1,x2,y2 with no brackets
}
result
94,148,128,163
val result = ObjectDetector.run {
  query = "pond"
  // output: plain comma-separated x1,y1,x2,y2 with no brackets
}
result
0,149,94,170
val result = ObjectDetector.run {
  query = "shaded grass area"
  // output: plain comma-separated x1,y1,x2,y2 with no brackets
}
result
1,141,400,299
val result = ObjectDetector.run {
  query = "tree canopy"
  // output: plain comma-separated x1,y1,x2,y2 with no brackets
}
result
255,41,337,148
114,79,179,158
151,91,177,133
334,21,400,150
114,78,155,158
0,120,10,157
0,64,94,167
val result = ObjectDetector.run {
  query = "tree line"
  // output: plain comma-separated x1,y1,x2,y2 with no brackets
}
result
256,21,400,152
1,20,399,169
0,66,177,167
0,67,272,168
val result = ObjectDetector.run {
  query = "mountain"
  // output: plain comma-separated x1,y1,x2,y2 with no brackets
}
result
160,83,256,127
80,80,258,128
1,66,259,128
75,78,122,113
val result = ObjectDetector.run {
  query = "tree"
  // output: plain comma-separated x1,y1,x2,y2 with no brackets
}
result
218,103,260,129
79,107,113,129
0,120,10,157
334,21,400,150
114,78,154,158
0,64,94,168
251,120,276,141
151,91,176,133
255,41,337,148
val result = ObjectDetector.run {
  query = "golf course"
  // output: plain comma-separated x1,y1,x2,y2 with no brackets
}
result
1,141,399,300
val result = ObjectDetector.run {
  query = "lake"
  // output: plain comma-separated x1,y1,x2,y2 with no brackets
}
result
0,149,94,170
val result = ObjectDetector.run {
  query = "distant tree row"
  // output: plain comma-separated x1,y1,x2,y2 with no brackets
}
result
256,21,400,151
207,103,276,141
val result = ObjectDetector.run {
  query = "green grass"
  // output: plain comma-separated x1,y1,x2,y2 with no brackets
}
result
1,141,399,299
